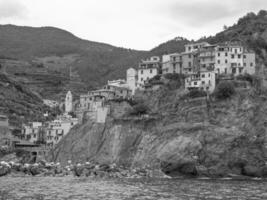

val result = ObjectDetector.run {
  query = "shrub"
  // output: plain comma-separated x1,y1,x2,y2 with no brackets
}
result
214,81,235,100
148,75,161,83
128,103,149,116
181,89,207,99
236,73,253,84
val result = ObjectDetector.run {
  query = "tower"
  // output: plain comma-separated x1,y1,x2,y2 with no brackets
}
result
126,68,137,95
65,91,73,113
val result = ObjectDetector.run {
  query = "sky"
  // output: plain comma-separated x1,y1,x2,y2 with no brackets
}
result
0,0,266,50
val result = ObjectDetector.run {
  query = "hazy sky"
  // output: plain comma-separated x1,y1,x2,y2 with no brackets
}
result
0,0,266,50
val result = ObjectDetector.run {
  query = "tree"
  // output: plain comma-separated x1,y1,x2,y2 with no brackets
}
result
214,81,235,100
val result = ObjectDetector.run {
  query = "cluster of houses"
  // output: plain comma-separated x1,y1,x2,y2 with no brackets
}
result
142,41,256,93
21,92,78,148
73,41,256,125
1,41,256,151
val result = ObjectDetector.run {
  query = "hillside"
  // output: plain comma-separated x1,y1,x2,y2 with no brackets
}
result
0,25,146,98
0,73,57,127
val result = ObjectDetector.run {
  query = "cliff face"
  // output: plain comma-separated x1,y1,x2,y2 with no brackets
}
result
49,89,267,177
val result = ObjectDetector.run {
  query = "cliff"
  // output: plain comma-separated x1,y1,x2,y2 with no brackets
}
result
49,85,267,178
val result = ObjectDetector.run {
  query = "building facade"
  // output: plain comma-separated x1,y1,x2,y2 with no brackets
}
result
65,91,73,113
185,71,216,93
126,68,137,95
137,56,160,88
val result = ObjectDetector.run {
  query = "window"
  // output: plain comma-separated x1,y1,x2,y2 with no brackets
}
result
208,73,210,77
194,82,197,85
188,54,191,58
188,62,191,67
235,49,237,54
225,52,228,56
202,81,205,84
225,59,228,63
141,70,143,74
217,60,220,64
141,78,143,81
231,55,234,59
244,63,247,67
150,69,153,73
238,54,241,59
250,63,253,67
243,55,246,59
206,87,209,90
201,74,205,78
218,53,220,57
188,47,191,51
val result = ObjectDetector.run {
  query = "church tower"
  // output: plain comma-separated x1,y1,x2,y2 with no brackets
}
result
65,91,73,113
127,68,137,95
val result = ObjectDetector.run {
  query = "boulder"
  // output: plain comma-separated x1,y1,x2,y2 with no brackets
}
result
243,165,262,177
0,166,10,176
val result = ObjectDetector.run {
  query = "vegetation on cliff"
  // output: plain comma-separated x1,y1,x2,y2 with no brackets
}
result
0,73,58,126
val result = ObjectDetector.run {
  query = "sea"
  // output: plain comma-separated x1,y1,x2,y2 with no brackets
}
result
0,176,266,200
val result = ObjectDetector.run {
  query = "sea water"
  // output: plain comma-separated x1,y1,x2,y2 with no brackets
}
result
0,176,266,199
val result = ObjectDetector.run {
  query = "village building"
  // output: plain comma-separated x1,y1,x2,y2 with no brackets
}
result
214,42,256,76
65,91,73,113
137,56,160,88
185,71,216,93
198,45,217,72
126,68,137,95
162,53,182,74
184,42,210,53
103,85,132,99
22,115,78,147
22,122,44,144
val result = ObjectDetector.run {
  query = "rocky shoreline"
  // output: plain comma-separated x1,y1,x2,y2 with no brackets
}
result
0,161,169,179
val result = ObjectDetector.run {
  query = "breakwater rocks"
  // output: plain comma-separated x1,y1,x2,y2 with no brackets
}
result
0,161,169,179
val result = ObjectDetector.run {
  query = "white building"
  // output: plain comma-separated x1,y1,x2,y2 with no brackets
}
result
185,71,216,93
23,115,78,147
65,91,73,113
137,56,160,88
214,43,256,76
185,42,210,53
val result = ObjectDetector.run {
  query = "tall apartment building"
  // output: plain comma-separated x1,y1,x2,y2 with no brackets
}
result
137,56,160,88
214,43,255,76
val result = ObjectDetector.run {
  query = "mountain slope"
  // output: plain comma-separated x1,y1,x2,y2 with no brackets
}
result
0,73,57,127
0,25,146,96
